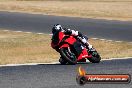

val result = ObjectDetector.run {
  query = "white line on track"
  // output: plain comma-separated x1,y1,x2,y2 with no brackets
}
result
0,62,59,67
128,42,132,44
3,30,9,32
2,29,131,44
25,32,32,34
99,39,106,41
107,40,113,42
115,41,123,43
102,57,132,61
14,31,22,32
37,33,44,35
91,38,98,40
0,57,132,67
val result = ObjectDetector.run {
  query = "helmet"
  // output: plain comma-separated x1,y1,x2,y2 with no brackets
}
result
52,24,62,34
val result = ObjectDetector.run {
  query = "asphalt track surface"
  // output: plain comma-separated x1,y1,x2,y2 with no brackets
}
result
0,11,132,88
0,58,132,88
0,11,132,41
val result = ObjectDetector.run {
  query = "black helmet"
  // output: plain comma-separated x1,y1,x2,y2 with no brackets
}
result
52,24,62,34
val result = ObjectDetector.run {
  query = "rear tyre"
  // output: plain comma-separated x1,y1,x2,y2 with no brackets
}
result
88,51,101,63
60,48,77,65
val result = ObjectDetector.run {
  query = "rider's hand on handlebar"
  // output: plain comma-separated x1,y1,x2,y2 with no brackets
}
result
82,38,87,44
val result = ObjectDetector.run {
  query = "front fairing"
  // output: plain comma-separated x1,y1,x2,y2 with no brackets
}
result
51,31,65,47
51,31,60,45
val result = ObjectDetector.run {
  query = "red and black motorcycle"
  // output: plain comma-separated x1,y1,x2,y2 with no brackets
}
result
51,31,101,65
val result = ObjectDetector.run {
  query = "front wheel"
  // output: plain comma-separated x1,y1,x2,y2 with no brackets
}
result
59,47,77,65
59,57,67,65
88,51,101,63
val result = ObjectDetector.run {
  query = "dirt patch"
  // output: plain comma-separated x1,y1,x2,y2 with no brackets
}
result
0,29,131,65
0,1,132,20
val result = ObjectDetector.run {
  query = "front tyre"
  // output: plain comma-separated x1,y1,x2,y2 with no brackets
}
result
59,57,67,65
59,48,77,65
88,51,101,63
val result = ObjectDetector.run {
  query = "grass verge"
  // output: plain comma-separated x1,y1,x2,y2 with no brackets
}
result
0,29,132,65
0,1,132,20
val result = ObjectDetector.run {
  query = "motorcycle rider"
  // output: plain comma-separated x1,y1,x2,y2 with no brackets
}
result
52,24,93,50
51,24,94,62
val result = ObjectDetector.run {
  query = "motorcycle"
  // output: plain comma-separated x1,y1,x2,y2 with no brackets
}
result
51,31,101,65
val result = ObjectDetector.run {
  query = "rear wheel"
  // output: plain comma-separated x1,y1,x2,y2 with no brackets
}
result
88,51,101,63
60,47,77,65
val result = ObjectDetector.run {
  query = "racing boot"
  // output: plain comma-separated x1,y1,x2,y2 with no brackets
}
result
77,58,86,62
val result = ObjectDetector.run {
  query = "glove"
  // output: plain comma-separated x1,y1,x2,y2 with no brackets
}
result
78,32,83,37
64,29,72,35
82,38,87,44
88,44,93,49
71,30,79,36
